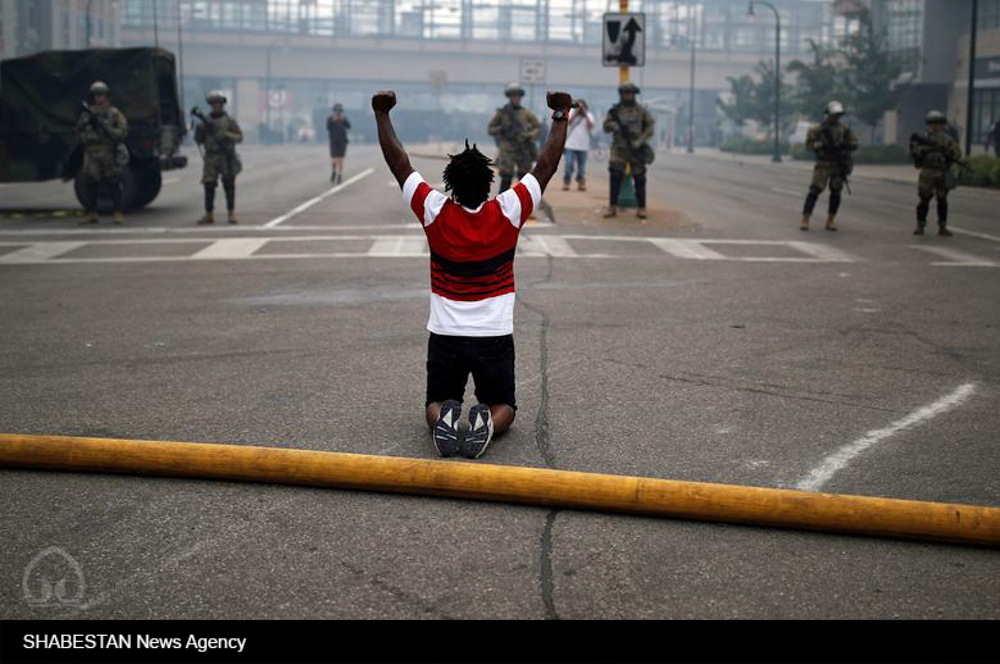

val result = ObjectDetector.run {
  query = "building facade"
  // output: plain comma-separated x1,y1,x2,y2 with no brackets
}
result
117,0,842,144
0,0,120,61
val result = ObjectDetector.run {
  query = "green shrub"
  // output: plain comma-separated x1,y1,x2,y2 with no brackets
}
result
791,143,910,164
990,161,1000,188
958,155,1000,188
720,136,791,155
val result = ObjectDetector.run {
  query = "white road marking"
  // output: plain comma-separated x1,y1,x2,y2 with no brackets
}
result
795,383,977,492
162,177,181,185
263,167,374,228
950,226,1000,243
367,236,427,257
649,238,727,260
0,235,929,266
0,224,416,236
770,186,801,197
0,241,86,263
909,245,997,267
191,238,270,260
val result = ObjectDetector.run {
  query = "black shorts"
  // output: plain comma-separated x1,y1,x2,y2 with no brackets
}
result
425,333,516,410
329,143,347,158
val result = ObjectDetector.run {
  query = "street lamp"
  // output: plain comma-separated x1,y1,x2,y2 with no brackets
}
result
965,0,979,155
748,0,782,163
671,34,697,154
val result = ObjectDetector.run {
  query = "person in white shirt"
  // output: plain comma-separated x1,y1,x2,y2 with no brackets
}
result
562,99,596,191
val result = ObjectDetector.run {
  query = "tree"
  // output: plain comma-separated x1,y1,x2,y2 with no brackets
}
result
788,39,846,122
839,8,910,142
717,62,795,138
717,74,757,129
750,59,796,139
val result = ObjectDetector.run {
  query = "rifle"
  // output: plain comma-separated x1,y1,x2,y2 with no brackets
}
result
819,125,852,195
191,106,242,177
81,102,129,165
607,106,655,165
909,132,968,188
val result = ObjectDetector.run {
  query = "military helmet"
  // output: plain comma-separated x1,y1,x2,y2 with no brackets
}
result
504,82,526,97
89,81,110,96
332,103,344,112
618,82,640,95
206,90,227,104
925,110,947,124
826,101,845,116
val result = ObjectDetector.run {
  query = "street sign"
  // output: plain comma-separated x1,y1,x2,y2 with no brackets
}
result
603,13,645,67
520,59,546,84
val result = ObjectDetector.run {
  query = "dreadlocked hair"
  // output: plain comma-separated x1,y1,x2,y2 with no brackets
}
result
443,140,495,209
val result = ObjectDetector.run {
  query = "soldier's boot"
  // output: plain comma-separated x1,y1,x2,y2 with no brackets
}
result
825,215,838,232
197,212,215,225
602,205,617,218
562,181,571,191
913,225,925,236
577,178,586,192
937,199,951,236
227,210,238,225
79,211,99,225
800,214,810,231
636,208,648,220
112,211,124,225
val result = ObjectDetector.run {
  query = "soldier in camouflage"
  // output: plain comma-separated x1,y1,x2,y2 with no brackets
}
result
602,82,654,220
195,90,243,224
75,81,128,225
488,83,541,192
800,101,858,232
910,111,962,237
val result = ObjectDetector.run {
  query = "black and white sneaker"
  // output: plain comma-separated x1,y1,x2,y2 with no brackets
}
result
462,404,494,459
432,400,462,457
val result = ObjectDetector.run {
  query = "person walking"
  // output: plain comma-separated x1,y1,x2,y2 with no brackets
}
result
327,103,351,184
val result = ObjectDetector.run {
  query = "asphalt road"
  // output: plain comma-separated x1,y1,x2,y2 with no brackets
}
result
1,143,998,620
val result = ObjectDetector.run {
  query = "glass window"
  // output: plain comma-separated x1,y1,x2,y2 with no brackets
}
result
973,88,1000,144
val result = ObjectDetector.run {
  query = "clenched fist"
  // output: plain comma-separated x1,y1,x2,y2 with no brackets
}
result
372,91,397,114
546,91,572,113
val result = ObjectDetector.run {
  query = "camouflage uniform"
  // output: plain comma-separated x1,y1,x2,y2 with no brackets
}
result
195,112,243,185
195,108,242,221
488,102,540,191
75,104,128,214
602,99,654,209
912,129,962,232
802,119,858,224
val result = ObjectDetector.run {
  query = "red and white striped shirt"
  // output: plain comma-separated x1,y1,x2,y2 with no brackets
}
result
402,171,542,337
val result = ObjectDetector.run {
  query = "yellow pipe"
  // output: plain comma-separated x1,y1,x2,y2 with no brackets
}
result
1,433,998,547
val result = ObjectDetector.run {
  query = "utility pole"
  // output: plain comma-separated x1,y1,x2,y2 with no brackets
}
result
749,1,782,163
965,0,979,155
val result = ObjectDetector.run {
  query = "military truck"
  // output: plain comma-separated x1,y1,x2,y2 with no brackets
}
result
0,47,187,210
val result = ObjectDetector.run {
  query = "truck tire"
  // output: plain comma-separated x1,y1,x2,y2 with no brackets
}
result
74,166,138,212
131,169,163,209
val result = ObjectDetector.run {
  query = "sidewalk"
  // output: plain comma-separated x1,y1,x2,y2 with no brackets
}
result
682,147,919,185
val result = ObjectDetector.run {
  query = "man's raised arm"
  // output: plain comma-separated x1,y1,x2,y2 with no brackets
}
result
372,90,414,187
531,91,573,193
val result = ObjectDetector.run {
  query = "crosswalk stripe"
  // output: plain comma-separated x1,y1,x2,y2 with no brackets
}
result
191,238,271,260
909,245,997,267
0,241,86,263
